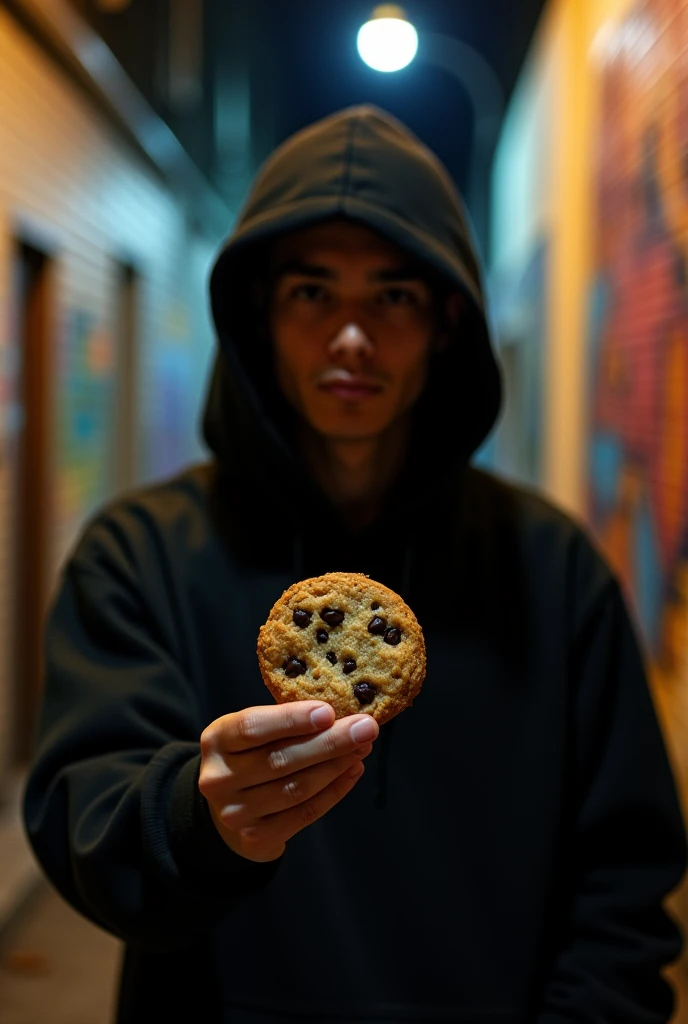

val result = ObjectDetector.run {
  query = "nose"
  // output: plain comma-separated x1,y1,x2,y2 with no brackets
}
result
328,322,374,362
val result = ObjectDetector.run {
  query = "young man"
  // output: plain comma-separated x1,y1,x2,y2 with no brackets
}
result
24,106,686,1023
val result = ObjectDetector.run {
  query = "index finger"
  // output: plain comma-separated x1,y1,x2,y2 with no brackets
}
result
218,701,336,753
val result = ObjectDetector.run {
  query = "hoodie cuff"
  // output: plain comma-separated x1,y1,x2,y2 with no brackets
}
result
168,752,281,882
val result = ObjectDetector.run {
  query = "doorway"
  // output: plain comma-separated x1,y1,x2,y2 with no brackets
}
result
10,240,53,768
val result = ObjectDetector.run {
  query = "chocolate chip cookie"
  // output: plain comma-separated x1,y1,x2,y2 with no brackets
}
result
257,572,426,724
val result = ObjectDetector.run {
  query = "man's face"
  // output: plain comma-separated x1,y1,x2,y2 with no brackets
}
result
268,220,456,442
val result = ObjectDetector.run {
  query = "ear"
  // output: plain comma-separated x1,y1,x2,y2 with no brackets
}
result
435,291,465,353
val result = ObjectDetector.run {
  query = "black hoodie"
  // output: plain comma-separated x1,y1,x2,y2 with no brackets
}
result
23,106,686,1024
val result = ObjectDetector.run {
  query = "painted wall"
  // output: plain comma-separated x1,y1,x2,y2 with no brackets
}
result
490,0,688,993
491,0,688,729
0,8,220,782
587,0,688,687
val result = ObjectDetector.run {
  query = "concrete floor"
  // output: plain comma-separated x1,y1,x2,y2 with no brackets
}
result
0,881,122,1024
1,881,688,1024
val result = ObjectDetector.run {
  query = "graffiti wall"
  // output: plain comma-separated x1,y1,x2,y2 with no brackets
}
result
588,0,688,681
494,0,688,994
56,309,115,529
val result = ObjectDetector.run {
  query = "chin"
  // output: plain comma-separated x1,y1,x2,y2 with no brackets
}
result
301,399,379,435
326,430,385,443
297,393,412,442
310,413,399,442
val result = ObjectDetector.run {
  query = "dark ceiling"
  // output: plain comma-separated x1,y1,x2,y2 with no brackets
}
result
74,0,547,216
268,0,548,194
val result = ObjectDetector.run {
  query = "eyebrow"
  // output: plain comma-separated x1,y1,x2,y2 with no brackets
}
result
275,259,429,283
276,260,335,280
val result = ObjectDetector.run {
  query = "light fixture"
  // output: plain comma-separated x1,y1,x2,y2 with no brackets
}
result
357,5,418,73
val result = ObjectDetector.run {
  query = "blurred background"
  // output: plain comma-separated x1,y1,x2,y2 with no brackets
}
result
0,0,687,1020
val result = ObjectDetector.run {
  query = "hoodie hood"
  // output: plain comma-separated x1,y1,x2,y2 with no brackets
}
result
202,104,502,501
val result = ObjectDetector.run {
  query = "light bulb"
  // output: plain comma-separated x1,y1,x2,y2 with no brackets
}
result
357,8,418,73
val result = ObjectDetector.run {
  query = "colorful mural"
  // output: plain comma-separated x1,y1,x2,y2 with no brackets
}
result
588,0,688,676
146,304,196,480
56,309,115,528
149,342,194,479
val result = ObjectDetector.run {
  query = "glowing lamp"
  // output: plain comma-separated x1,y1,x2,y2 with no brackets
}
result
357,5,418,73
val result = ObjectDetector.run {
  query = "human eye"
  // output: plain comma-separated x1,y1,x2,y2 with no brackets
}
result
290,282,328,302
380,286,420,306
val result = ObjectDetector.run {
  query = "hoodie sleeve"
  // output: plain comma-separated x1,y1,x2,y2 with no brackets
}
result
22,544,280,954
535,547,686,1023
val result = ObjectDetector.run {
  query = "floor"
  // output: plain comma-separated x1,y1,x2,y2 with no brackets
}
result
0,880,688,1024
0,881,122,1024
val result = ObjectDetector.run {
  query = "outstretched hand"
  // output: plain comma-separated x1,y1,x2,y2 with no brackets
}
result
199,701,378,862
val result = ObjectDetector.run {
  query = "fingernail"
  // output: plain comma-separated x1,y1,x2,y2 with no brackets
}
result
311,705,333,728
350,718,377,743
348,763,364,780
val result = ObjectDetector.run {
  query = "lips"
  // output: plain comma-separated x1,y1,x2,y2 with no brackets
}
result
318,372,384,401
322,382,382,400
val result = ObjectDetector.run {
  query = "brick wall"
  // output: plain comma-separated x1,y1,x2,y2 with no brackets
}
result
0,7,220,782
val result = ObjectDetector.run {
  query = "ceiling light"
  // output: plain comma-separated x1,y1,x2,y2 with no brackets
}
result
357,5,418,73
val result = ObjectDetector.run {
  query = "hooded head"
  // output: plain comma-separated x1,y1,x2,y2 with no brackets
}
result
203,105,502,511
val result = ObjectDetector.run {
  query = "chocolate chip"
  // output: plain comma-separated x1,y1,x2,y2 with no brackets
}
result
368,616,386,635
384,627,401,646
326,651,338,665
343,658,357,675
371,601,380,610
321,607,344,627
283,657,307,678
353,682,376,705
316,629,329,644
292,609,311,628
